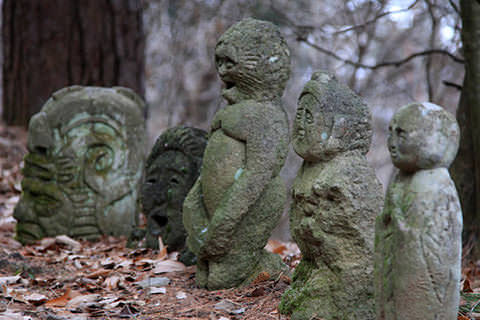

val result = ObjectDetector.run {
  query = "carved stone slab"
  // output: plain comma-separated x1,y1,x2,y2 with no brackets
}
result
14,86,146,243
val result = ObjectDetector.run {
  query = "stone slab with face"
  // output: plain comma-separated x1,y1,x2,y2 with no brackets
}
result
14,86,146,244
374,102,462,319
279,71,383,320
141,126,207,264
182,18,291,290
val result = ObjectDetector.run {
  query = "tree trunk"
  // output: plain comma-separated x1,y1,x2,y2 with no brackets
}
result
451,0,480,257
2,0,144,126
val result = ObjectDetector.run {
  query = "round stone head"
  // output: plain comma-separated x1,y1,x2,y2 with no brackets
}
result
388,102,459,172
14,86,146,243
293,71,372,162
142,127,207,250
215,18,291,104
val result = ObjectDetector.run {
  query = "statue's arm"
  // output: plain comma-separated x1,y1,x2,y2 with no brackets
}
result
201,105,285,258
182,178,209,256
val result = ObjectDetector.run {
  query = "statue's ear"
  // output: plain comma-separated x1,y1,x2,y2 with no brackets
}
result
113,87,145,109
51,85,84,101
331,115,347,139
27,112,53,154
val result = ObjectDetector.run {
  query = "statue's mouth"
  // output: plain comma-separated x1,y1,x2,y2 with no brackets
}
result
224,80,235,90
149,207,168,228
15,222,44,244
297,129,305,139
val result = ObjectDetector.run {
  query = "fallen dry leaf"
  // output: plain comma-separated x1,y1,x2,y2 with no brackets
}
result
153,260,186,274
104,274,122,290
158,236,168,260
252,271,271,284
0,275,20,286
25,292,48,305
266,239,287,255
85,268,112,279
55,235,81,249
464,277,474,293
66,293,101,308
45,288,77,307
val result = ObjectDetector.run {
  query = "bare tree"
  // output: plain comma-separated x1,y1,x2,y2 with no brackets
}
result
2,0,145,126
450,0,480,257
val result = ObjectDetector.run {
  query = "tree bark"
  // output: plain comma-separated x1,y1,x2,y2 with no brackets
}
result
2,0,144,126
451,0,480,257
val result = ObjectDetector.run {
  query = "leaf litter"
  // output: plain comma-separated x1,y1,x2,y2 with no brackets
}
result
0,123,298,319
4,122,477,319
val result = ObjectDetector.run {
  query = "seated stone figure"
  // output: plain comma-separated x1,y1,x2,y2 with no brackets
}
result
14,86,146,243
375,102,462,320
183,18,291,290
141,126,207,264
279,71,383,320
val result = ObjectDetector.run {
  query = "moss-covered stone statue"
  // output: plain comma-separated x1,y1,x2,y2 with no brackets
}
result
141,126,207,264
182,18,291,290
279,71,383,320
14,86,146,243
374,102,462,320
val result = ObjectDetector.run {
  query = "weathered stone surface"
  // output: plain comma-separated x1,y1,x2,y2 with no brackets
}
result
375,102,462,320
14,86,146,243
141,126,207,265
279,71,383,320
183,18,291,290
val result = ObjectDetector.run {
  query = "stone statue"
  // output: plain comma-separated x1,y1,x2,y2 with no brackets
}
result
279,71,383,320
14,86,146,243
182,18,291,290
374,102,462,320
141,126,207,264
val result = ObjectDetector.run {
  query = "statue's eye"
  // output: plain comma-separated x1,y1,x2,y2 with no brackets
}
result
395,127,407,138
146,177,157,185
225,57,235,69
86,145,114,172
170,176,180,185
57,172,74,183
295,107,303,120
305,109,314,124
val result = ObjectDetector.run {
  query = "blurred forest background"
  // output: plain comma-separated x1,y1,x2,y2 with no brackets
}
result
0,0,474,242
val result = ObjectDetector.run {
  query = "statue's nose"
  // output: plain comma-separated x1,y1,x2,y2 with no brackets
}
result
27,112,53,155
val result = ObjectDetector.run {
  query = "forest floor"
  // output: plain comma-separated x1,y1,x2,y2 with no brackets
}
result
0,122,479,320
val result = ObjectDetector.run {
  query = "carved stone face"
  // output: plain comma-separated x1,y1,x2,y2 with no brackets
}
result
293,93,331,161
293,71,372,162
388,102,459,172
14,86,145,244
214,18,290,104
141,127,207,250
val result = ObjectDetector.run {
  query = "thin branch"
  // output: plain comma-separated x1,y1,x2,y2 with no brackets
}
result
298,37,464,69
425,0,437,101
443,80,462,90
447,0,460,14
334,0,420,34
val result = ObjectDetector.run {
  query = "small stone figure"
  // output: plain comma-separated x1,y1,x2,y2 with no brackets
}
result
183,18,291,290
14,86,146,243
375,102,462,320
141,126,207,264
279,71,383,320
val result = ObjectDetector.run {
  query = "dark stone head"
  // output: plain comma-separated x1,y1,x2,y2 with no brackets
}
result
142,126,207,250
